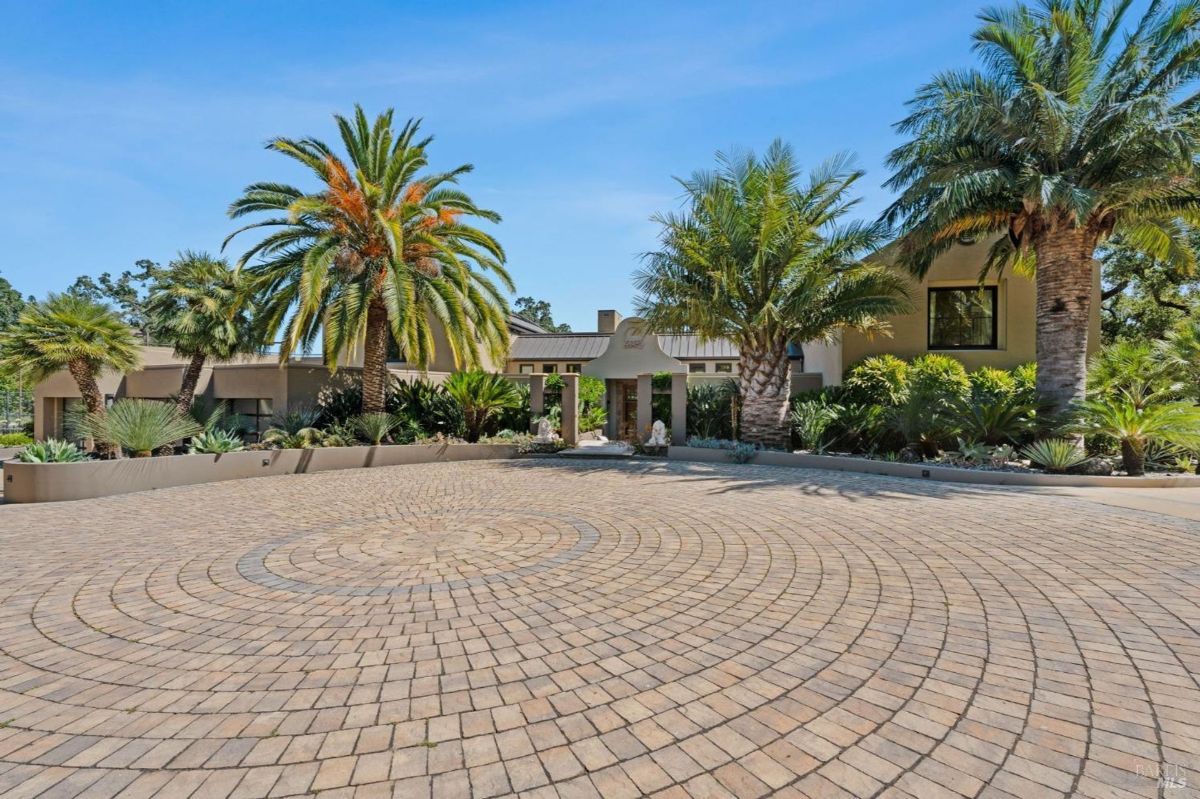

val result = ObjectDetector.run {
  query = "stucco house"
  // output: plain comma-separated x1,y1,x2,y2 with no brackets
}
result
32,239,1100,441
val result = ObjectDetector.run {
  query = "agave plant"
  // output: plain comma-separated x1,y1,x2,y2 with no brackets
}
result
261,427,327,449
77,399,203,457
188,429,246,454
354,412,398,446
1073,394,1200,476
1020,439,1090,474
16,439,88,463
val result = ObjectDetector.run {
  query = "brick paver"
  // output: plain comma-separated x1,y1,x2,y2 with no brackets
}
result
0,459,1197,798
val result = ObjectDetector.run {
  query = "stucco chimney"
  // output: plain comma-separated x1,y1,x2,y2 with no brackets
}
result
597,310,622,334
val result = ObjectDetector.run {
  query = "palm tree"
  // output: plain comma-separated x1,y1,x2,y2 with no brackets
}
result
634,142,911,448
443,370,523,442
884,0,1200,413
225,106,512,413
145,251,259,414
0,294,140,454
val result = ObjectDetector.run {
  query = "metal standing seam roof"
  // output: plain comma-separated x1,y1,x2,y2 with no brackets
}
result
509,334,738,360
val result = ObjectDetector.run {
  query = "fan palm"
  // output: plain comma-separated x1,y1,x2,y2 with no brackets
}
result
885,0,1200,413
0,294,140,454
225,106,512,414
635,142,911,447
1159,313,1200,400
443,370,523,442
145,251,260,413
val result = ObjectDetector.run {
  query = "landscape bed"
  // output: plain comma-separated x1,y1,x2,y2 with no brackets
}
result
667,445,1200,488
3,443,518,503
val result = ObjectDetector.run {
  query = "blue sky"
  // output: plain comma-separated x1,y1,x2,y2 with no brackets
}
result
1,0,979,331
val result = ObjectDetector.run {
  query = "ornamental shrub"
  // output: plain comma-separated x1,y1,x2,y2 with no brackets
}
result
842,355,908,406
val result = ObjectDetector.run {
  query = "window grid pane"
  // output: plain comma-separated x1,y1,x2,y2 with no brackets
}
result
929,287,997,349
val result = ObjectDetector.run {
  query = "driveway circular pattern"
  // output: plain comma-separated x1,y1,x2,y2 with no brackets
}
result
0,459,1197,799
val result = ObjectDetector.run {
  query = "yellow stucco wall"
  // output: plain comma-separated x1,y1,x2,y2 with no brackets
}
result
840,241,1102,373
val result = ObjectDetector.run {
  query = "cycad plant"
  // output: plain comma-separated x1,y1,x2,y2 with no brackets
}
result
144,251,260,413
443,371,523,442
0,294,140,455
77,399,203,457
885,0,1200,412
635,142,910,447
1074,392,1200,475
225,106,513,414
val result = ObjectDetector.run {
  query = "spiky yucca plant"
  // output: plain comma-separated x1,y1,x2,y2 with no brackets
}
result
354,412,398,446
78,399,203,457
885,0,1200,412
1021,438,1091,473
225,106,512,414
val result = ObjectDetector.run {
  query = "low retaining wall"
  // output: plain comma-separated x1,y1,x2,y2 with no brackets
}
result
4,443,519,504
667,446,1200,488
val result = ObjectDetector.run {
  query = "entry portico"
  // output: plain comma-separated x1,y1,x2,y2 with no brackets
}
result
581,317,687,444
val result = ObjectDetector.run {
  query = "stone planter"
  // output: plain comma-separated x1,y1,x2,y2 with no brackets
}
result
667,446,1200,488
3,443,518,503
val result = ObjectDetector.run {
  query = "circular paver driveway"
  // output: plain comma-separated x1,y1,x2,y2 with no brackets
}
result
0,460,1198,799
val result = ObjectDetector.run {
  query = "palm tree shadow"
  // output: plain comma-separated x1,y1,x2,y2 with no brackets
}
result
495,456,1011,503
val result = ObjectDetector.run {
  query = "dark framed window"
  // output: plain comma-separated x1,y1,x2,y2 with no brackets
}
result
230,398,274,440
714,362,733,374
928,287,997,350
689,362,707,373
518,364,534,374
542,363,557,374
565,363,581,373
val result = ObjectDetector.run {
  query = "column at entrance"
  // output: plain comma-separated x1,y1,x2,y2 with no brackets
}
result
636,374,653,445
560,374,579,446
670,373,687,445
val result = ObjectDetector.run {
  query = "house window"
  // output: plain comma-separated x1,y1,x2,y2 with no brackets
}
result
689,363,707,373
387,337,404,362
566,363,582,373
928,287,998,350
714,362,733,374
542,364,557,374
519,364,534,374
230,398,274,440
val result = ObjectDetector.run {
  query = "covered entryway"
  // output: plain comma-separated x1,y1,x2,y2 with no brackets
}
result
582,317,687,444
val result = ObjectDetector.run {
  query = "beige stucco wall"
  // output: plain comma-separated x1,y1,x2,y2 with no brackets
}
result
840,241,1102,374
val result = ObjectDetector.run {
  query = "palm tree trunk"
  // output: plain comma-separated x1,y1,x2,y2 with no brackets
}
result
1033,227,1097,413
1121,439,1145,477
67,358,109,456
738,339,791,449
175,353,207,415
361,297,390,414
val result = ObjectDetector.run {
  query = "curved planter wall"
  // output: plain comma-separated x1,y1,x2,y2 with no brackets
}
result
4,443,518,504
667,445,1200,488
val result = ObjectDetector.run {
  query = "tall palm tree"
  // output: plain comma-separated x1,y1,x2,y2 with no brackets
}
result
145,251,260,413
884,0,1200,412
0,294,140,452
225,106,512,413
635,142,911,448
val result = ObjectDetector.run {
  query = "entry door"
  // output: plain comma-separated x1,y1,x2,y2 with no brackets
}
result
619,380,638,442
